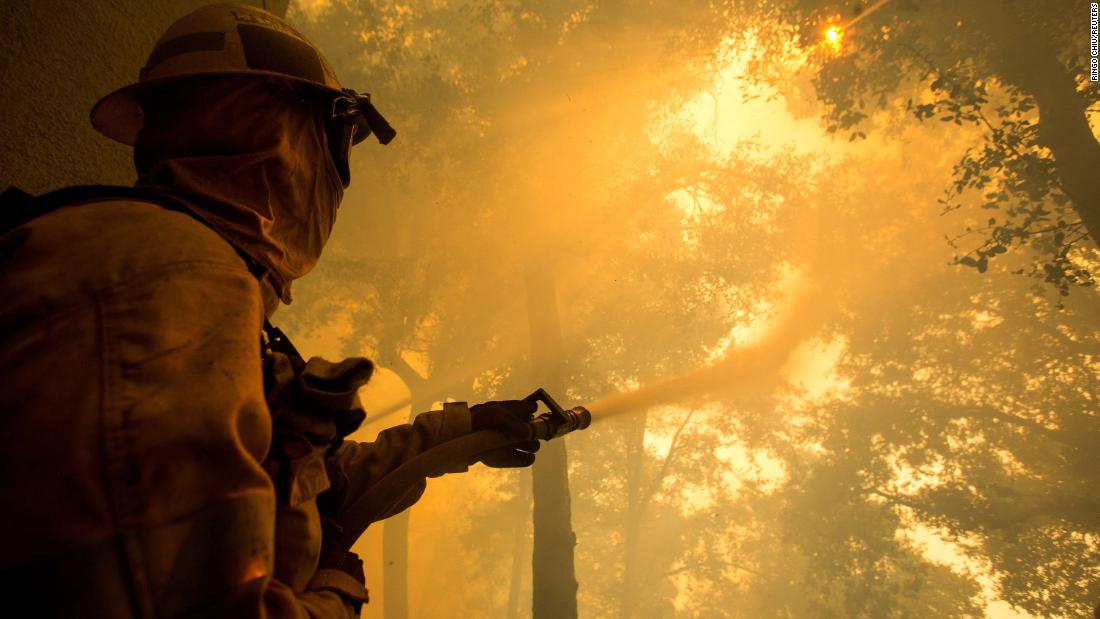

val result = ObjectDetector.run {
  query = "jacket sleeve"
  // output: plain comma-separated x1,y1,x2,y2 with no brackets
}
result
327,402,473,524
131,260,368,618
263,581,362,617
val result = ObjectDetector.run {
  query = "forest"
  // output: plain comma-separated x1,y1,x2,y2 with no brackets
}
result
276,1,1099,617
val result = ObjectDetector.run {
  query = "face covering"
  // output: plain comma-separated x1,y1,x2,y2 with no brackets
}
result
134,76,345,303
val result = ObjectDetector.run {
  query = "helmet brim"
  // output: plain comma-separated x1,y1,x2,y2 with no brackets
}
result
90,70,346,146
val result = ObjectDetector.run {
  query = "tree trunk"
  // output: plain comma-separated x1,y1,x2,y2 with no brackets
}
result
525,268,580,619
382,511,410,619
1022,67,1100,248
506,469,532,619
618,411,648,619
963,1,1100,247
381,388,431,619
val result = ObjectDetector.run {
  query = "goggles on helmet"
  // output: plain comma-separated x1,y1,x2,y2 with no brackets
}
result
324,88,396,187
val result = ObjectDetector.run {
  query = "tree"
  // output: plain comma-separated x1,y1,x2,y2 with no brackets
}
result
733,0,1099,293
757,143,1100,617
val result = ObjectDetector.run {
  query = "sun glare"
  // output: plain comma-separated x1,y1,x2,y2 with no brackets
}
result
823,25,843,51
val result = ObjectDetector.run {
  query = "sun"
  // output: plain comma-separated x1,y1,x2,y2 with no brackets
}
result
823,25,843,51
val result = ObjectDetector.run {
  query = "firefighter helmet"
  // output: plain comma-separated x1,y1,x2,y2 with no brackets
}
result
91,3,354,146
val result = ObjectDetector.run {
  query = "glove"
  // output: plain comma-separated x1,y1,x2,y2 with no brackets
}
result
469,399,541,468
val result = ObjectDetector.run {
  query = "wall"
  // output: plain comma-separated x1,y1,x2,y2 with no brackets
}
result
0,0,288,193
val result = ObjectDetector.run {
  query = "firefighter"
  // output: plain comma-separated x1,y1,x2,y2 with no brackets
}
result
0,4,539,616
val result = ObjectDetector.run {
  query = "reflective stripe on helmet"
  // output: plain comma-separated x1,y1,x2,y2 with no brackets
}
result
142,32,227,79
237,24,325,85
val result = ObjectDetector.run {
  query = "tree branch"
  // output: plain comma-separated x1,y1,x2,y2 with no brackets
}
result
639,408,697,517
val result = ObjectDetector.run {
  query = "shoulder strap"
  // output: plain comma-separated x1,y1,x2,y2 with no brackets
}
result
2,184,197,235
2,184,269,277
262,318,303,361
0,186,53,233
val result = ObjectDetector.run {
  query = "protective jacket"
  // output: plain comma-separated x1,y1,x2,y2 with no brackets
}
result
0,192,473,617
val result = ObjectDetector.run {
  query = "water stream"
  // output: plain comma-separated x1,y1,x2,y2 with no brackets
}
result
586,285,821,421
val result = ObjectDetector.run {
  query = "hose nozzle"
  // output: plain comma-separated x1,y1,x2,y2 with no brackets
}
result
525,388,592,441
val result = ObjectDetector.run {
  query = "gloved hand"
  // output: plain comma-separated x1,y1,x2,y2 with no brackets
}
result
316,400,540,565
469,399,541,468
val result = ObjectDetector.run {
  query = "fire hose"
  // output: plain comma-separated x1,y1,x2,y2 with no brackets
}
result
332,388,591,549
